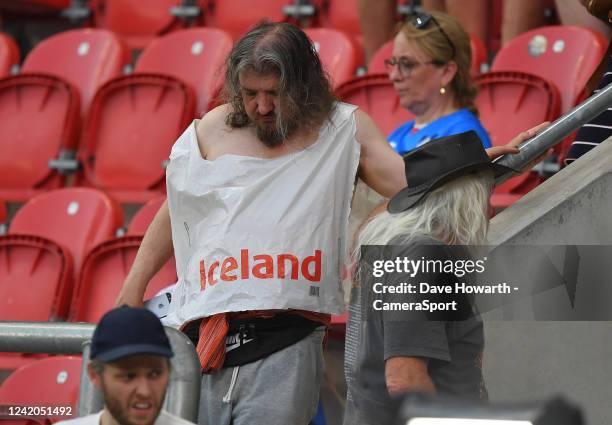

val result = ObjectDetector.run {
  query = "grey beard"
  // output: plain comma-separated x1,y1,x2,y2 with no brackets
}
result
255,119,299,148
256,124,285,148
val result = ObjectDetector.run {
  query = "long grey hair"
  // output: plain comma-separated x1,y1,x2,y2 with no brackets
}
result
222,22,336,140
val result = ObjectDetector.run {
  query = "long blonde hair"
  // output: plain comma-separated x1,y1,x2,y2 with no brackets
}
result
356,172,494,258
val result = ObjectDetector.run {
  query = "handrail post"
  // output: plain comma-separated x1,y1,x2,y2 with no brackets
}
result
77,341,104,416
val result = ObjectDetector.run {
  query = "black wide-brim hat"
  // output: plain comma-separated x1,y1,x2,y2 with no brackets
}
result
388,131,517,214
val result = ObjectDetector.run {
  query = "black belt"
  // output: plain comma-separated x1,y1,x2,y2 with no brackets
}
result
183,313,320,367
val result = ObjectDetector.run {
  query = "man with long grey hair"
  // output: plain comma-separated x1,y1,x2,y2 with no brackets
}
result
116,21,537,425
344,131,513,425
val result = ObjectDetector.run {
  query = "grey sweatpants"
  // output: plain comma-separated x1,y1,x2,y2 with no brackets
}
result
197,327,325,425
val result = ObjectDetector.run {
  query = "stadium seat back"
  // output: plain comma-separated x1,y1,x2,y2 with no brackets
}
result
127,197,166,235
71,236,177,322
0,201,6,224
135,28,232,115
491,25,607,112
0,75,80,202
91,0,188,50
369,33,488,77
0,235,73,321
304,28,356,88
475,71,561,207
470,33,488,76
78,74,195,203
0,32,20,77
0,356,82,417
9,188,123,274
206,0,292,40
476,71,560,147
22,29,129,116
368,40,393,74
319,0,361,37
318,0,364,66
336,73,413,136
1,0,70,15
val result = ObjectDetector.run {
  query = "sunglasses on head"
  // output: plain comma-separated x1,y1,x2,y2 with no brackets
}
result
411,12,456,60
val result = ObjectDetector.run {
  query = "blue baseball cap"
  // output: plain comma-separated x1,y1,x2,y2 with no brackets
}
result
90,306,174,362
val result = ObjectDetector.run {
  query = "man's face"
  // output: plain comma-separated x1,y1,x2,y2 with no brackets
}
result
389,32,452,116
89,355,170,425
238,69,292,147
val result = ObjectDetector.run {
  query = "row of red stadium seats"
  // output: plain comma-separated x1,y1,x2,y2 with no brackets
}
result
0,26,361,203
4,0,562,58
340,24,605,208
0,355,82,422
9,0,407,51
0,191,171,328
0,24,605,208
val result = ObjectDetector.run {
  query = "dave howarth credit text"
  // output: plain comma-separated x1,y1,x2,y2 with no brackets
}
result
370,254,517,313
371,282,513,312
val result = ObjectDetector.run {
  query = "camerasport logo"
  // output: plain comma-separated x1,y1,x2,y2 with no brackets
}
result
199,249,323,290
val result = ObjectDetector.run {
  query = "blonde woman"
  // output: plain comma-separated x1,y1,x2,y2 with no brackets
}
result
386,12,491,154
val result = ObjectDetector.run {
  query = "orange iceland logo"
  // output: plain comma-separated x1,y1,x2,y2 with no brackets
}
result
199,249,322,291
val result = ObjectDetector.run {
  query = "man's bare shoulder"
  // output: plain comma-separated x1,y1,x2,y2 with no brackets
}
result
195,104,234,157
197,104,232,136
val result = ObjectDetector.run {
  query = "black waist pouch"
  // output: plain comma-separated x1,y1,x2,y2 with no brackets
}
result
183,313,321,368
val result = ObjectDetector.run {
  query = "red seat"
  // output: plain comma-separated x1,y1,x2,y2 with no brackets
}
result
9,188,123,277
70,197,173,322
491,25,607,113
205,0,298,40
317,0,364,66
0,33,19,77
335,73,413,136
470,33,488,76
0,235,73,321
70,236,177,323
0,200,6,220
0,0,70,15
318,0,361,40
304,28,356,89
127,197,166,235
475,71,561,210
0,75,80,202
135,28,233,115
77,75,195,203
368,33,488,77
0,356,82,422
91,0,201,50
368,41,393,74
22,28,129,116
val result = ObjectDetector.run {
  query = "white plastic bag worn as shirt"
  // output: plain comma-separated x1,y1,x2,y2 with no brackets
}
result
163,102,360,329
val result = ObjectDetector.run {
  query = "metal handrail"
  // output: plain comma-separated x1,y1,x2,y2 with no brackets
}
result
494,82,612,182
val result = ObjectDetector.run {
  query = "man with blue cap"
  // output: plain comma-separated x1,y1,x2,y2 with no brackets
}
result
56,306,195,425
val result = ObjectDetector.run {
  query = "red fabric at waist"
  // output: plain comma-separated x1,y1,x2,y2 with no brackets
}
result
190,310,330,374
